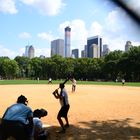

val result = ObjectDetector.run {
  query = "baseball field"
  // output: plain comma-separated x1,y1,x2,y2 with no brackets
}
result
0,84,140,140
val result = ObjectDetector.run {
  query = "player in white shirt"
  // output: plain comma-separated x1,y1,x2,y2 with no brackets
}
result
53,83,70,133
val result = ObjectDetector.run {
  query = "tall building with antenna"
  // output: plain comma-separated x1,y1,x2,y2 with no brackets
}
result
25,45,30,57
64,26,71,57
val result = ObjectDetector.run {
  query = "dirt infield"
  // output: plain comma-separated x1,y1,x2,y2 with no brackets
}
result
0,84,140,140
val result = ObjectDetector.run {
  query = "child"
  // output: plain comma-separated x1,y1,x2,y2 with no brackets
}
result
32,109,48,140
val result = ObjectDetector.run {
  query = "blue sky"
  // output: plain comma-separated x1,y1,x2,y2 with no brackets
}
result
0,0,140,58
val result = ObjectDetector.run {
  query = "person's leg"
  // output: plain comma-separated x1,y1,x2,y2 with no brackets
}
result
57,108,65,132
64,105,70,127
0,121,10,140
57,116,65,130
74,85,76,92
64,116,69,127
12,123,29,140
72,85,74,92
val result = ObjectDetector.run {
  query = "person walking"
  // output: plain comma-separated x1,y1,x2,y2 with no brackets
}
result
0,95,33,140
52,83,70,133
48,78,52,84
122,79,125,86
71,78,76,92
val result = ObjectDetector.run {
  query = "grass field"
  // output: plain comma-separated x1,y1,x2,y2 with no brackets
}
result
0,79,140,87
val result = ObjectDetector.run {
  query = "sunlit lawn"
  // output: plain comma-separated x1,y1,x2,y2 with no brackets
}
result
0,80,139,87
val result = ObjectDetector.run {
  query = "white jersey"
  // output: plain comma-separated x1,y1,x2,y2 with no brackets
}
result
59,88,69,107
32,117,42,136
72,79,76,86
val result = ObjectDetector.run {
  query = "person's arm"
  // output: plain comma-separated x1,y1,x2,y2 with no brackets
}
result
28,116,34,129
27,110,34,132
53,89,62,99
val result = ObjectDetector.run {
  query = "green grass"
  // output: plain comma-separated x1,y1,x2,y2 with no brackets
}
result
0,80,140,87
77,81,140,87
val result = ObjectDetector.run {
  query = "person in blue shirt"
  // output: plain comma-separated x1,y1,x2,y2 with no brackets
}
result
0,95,33,140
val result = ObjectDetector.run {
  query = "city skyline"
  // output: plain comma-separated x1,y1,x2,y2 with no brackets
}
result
0,0,140,59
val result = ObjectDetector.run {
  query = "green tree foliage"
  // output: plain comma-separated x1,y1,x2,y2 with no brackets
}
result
118,46,140,81
0,46,139,81
29,57,43,79
1,59,19,79
0,57,10,78
14,56,30,78
103,50,123,81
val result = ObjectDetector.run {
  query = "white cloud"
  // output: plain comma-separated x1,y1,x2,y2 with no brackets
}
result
20,0,65,16
19,32,32,39
37,32,54,42
105,8,126,32
0,0,18,14
0,44,17,58
19,0,34,5
102,7,140,51
103,36,126,51
89,21,103,36
35,47,50,57
132,41,140,46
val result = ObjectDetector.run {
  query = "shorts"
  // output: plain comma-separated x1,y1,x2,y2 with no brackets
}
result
58,105,70,118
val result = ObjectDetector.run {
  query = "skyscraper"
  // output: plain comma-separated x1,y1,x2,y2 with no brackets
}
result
125,41,133,51
89,44,99,58
84,45,88,58
25,45,30,57
25,45,35,58
102,44,110,56
87,35,102,58
64,26,71,57
28,45,35,59
51,39,64,57
72,49,79,58
81,50,85,58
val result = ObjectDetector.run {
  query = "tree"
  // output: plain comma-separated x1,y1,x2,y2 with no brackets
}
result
29,57,43,79
14,56,30,78
2,59,19,79
119,46,140,81
0,57,10,78
103,50,123,80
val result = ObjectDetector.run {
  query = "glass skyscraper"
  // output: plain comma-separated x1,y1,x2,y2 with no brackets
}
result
72,49,79,58
51,39,64,57
28,45,35,59
64,26,71,57
25,45,35,58
87,36,102,58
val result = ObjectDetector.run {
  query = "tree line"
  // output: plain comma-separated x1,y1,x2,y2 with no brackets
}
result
0,46,139,82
